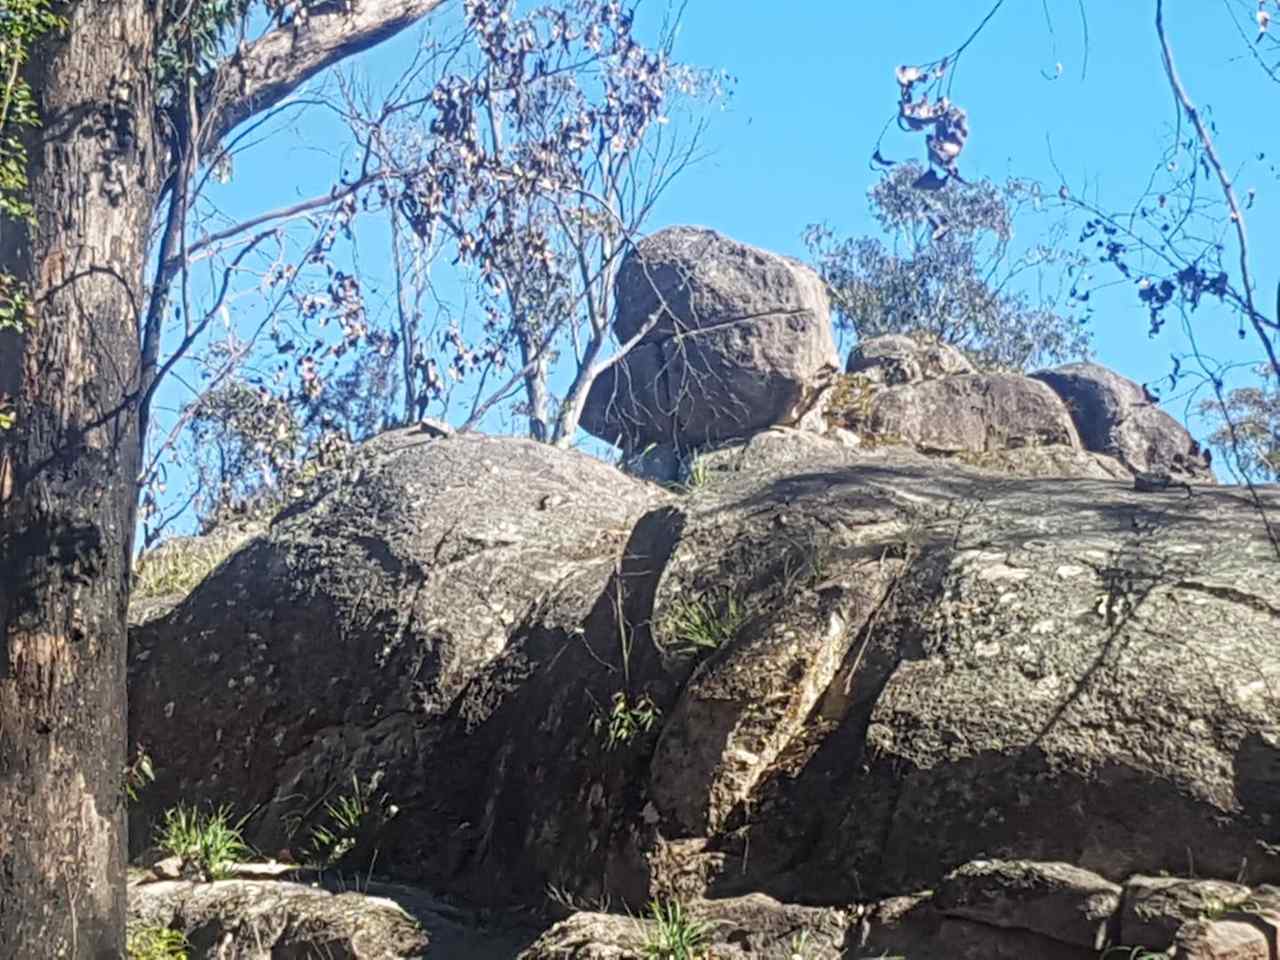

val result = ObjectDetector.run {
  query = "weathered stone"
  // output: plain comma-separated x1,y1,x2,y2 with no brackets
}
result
131,426,1280,914
842,372,1083,455
518,895,847,960
686,434,1280,903
128,878,430,959
580,226,839,449
1121,876,1257,950
413,416,455,439
129,429,668,899
518,912,645,960
1175,918,1271,960
846,333,976,383
951,444,1133,479
933,859,1121,950
1033,361,1214,480
859,891,1097,960
150,856,183,881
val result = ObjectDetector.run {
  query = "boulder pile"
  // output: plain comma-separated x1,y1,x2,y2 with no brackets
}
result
580,225,1212,488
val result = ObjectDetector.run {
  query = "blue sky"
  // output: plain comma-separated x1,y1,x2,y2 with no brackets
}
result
646,2,1276,398
145,1,1279,535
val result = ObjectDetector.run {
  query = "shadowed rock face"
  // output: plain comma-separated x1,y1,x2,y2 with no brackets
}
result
1033,361,1215,480
128,429,668,877
580,225,840,450
131,427,1280,914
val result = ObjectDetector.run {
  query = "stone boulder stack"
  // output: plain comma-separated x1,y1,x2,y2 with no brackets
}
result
131,426,1280,914
580,226,840,452
826,334,1134,480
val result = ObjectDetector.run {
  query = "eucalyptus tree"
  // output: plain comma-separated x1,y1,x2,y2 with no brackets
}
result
805,162,1091,370
353,0,722,444
0,0,453,953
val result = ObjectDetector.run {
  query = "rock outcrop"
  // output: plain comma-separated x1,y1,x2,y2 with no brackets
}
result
836,370,1082,453
521,893,847,959
126,232,1266,959
818,335,1215,485
580,226,839,451
575,230,1213,494
129,428,668,883
131,424,1280,920
519,861,1280,959
128,866,538,958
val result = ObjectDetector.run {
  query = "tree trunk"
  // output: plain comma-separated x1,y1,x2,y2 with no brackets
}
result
0,1,161,954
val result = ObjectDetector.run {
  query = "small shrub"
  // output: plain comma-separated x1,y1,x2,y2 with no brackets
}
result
594,690,661,750
157,803,250,880
662,593,747,656
1101,947,1168,960
126,923,188,960
641,898,714,960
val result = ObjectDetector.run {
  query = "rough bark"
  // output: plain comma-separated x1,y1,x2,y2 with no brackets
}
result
0,2,161,956
0,0,454,955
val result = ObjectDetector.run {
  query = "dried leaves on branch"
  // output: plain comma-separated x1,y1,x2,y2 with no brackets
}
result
805,163,1090,371
353,0,725,443
141,0,726,536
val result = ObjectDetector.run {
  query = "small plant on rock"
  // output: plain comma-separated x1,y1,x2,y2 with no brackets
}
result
126,923,189,960
305,775,381,868
157,803,251,881
786,929,815,959
662,592,748,656
641,898,714,960
124,745,155,803
679,455,712,494
594,690,661,751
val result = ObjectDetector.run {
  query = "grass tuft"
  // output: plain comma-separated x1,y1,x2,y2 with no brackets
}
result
662,593,747,656
132,538,232,599
640,898,714,960
157,803,251,881
305,775,375,868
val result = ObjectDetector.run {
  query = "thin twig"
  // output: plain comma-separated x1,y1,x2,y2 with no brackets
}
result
1155,0,1280,381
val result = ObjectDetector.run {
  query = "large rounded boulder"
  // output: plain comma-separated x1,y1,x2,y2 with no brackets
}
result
1032,361,1214,480
580,226,840,451
128,428,668,876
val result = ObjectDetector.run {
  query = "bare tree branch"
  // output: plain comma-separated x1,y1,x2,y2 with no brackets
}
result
167,166,419,273
1156,0,1280,383
203,0,452,148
